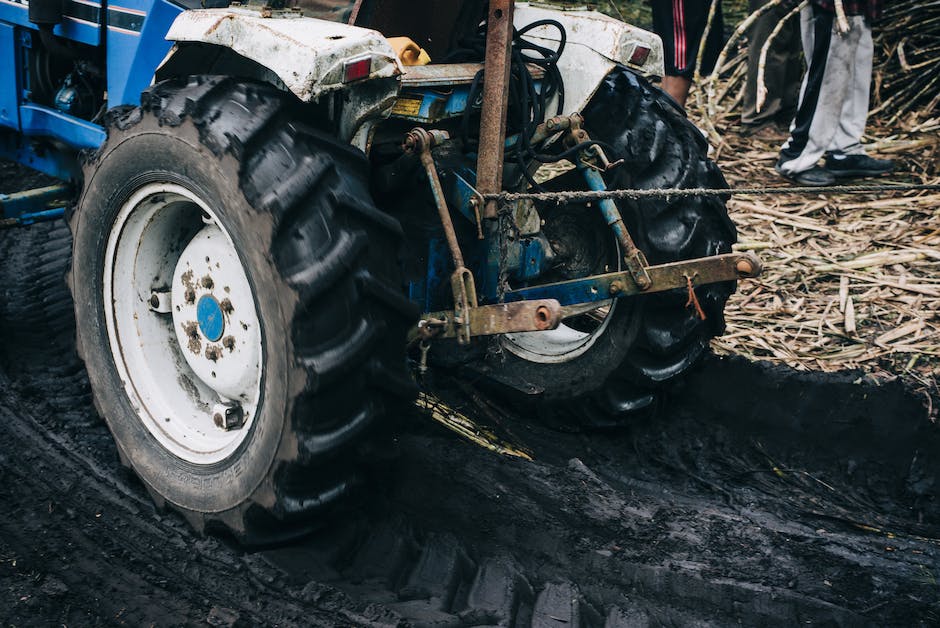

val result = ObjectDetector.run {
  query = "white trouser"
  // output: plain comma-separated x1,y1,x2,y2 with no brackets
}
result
777,7,873,175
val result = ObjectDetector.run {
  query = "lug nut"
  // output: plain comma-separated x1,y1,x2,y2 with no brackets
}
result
148,291,172,313
212,402,244,431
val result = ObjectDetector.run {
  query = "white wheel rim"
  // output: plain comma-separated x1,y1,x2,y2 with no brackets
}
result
103,183,263,465
501,301,617,364
502,227,621,364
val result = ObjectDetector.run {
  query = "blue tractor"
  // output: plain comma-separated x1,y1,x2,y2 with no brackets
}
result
0,0,760,542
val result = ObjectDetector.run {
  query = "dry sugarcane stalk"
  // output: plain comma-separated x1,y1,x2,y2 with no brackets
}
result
692,0,723,144
756,1,808,113
415,392,533,460
833,0,851,33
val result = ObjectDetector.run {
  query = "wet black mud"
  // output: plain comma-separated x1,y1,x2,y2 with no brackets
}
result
1,197,938,625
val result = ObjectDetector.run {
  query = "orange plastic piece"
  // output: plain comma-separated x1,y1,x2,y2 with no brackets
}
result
387,37,431,66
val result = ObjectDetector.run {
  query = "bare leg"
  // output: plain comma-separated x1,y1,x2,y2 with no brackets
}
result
661,75,692,108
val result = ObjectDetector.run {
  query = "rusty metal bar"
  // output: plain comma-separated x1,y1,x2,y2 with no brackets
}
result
415,299,562,341
476,0,515,219
405,128,464,269
504,252,763,306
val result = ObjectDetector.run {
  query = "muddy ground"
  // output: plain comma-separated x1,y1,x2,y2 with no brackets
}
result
1,173,939,625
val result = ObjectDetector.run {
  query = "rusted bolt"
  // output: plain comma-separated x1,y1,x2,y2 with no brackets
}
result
534,305,554,330
222,336,236,351
184,288,196,304
220,298,234,314
736,258,755,276
609,280,624,295
212,403,244,431
201,276,214,289
204,346,221,361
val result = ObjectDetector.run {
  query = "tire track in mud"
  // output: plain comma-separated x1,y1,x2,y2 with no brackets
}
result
1,219,939,626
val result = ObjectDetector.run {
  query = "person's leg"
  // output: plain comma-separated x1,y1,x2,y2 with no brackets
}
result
652,0,714,108
651,0,691,107
824,18,894,176
777,5,854,178
743,0,794,127
779,13,803,123
829,16,871,155
662,75,692,107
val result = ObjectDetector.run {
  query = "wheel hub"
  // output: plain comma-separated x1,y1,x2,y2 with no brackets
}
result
197,295,225,342
171,224,261,403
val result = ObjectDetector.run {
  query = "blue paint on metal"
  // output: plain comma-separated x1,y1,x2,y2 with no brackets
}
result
446,169,481,224
6,206,67,226
503,275,613,306
0,23,19,130
197,295,225,342
107,0,182,106
579,165,632,254
393,86,472,123
19,104,106,149
516,237,547,281
1,184,71,226
422,237,450,312
0,131,81,180
0,0,101,46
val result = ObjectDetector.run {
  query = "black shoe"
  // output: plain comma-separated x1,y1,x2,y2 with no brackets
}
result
825,153,895,178
775,163,836,186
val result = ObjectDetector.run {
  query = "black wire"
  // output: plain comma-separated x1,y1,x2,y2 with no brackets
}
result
452,16,568,177
532,140,623,164
449,16,622,190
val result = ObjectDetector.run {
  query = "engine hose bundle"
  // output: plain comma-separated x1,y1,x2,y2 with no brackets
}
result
447,18,576,187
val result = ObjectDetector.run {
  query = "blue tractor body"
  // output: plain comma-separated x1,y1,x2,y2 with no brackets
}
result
0,0,181,185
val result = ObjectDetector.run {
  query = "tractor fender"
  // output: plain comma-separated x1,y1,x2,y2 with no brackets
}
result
514,3,665,113
162,7,402,103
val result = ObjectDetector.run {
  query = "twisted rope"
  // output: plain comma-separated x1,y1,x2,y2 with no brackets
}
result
485,183,940,203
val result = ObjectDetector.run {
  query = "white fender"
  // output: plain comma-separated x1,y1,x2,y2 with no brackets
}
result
165,7,402,102
514,3,665,113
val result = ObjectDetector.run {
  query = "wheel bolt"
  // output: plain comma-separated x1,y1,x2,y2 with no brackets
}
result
148,291,172,313
213,402,244,431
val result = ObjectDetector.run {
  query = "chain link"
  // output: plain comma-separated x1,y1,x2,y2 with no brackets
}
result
485,183,940,203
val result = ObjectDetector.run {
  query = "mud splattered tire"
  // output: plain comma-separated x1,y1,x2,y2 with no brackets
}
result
69,76,415,544
483,68,736,423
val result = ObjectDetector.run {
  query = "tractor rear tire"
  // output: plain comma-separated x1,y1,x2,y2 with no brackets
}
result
69,76,415,544
480,68,737,425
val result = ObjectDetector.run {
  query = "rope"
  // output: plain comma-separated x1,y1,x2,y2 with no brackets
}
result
485,183,940,203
